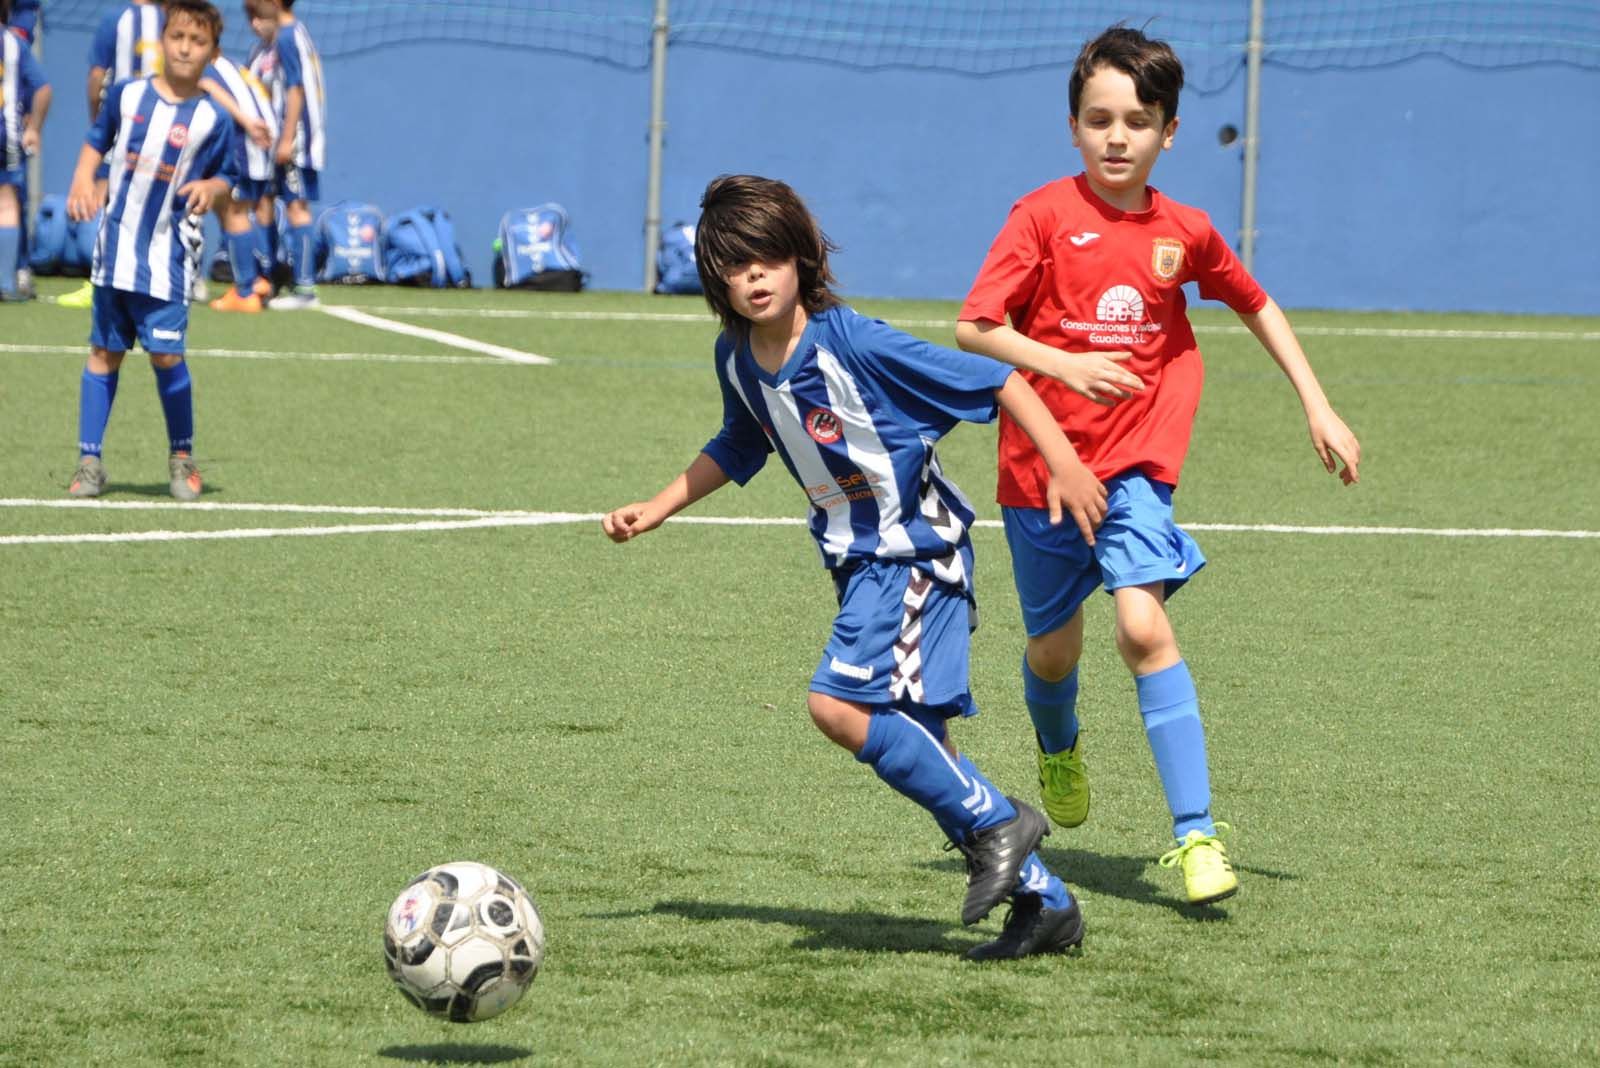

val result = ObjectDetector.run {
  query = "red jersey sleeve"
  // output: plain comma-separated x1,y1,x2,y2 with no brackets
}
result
960,198,1047,326
1190,222,1269,314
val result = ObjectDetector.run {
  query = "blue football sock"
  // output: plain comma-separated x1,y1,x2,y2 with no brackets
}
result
1023,654,1080,754
287,221,315,287
153,360,194,453
253,221,274,280
1136,660,1215,839
227,228,258,296
856,710,1016,841
1013,852,1073,910
0,226,19,294
77,368,120,457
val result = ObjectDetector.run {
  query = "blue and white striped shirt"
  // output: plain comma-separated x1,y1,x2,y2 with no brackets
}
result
703,305,1013,594
2,30,48,172
88,2,164,83
252,19,325,171
88,79,236,302
204,55,278,182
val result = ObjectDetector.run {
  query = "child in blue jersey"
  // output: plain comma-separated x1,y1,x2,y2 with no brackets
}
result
604,175,1112,960
64,0,236,502
200,14,278,313
250,0,324,309
58,0,165,310
0,0,50,301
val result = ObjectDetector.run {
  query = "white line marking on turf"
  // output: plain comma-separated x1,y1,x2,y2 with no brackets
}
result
318,305,554,364
2,499,1596,545
0,342,513,366
349,305,1600,342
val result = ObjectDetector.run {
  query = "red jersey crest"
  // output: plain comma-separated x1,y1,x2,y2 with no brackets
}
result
1152,238,1184,281
804,408,842,445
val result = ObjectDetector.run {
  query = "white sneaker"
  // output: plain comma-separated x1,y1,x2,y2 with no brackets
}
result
269,287,319,310
190,276,210,302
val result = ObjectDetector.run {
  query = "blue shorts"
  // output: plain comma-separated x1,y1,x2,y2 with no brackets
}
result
274,163,319,203
1003,472,1207,637
231,177,270,203
811,561,978,718
89,286,190,356
0,168,24,189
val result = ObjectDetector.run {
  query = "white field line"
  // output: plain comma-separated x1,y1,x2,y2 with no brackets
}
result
0,342,512,366
318,304,553,364
2,499,1596,545
349,305,1600,343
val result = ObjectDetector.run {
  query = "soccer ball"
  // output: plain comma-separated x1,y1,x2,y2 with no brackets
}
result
383,861,545,1023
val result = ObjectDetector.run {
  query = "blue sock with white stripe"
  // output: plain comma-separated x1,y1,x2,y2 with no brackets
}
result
253,221,274,281
77,368,120,457
153,360,194,453
228,229,259,296
1023,655,1080,754
856,710,1016,840
955,751,1072,908
0,226,19,294
1136,660,1215,839
287,222,315,288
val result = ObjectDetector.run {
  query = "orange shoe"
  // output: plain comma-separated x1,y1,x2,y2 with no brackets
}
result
209,287,263,313
251,276,273,301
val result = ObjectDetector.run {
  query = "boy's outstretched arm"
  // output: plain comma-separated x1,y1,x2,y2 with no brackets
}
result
995,372,1107,545
1237,297,1362,485
957,318,1143,406
602,451,731,543
66,144,107,221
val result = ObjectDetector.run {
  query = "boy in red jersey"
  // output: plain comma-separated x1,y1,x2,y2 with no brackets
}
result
955,26,1360,905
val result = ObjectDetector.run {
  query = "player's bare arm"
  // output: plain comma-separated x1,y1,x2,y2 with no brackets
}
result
603,451,731,543
995,372,1108,544
276,85,304,164
66,144,108,221
1237,297,1362,485
23,84,51,153
956,318,1143,405
87,67,107,122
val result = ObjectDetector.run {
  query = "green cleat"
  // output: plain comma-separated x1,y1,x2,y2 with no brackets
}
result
1159,825,1238,905
57,280,95,309
1037,739,1090,828
68,455,107,498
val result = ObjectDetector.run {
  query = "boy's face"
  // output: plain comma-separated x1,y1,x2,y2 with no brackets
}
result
1069,66,1178,198
248,0,279,39
721,257,802,332
162,13,217,81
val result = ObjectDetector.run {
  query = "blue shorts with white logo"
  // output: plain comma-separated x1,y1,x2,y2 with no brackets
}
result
811,560,978,718
1003,471,1206,637
274,163,319,203
89,286,190,356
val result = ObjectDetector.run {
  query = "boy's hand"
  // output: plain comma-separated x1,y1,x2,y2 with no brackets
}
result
602,503,662,543
21,129,40,155
274,136,294,165
1308,407,1361,485
67,179,100,223
243,117,272,149
1044,464,1108,546
1042,349,1144,406
176,177,222,217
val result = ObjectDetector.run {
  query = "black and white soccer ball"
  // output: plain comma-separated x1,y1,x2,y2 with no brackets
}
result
383,861,545,1023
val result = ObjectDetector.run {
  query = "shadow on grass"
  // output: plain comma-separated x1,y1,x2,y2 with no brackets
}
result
377,1044,531,1065
601,900,980,955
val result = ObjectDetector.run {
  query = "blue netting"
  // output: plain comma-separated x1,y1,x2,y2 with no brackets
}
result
34,1,1600,81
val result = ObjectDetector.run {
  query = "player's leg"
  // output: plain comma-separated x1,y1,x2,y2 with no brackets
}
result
1099,474,1235,904
1002,505,1100,828
70,286,137,496
134,294,203,501
0,179,25,299
253,194,278,299
59,175,109,309
272,167,319,309
209,189,264,312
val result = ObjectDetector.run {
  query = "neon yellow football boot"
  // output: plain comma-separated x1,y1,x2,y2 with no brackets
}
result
57,280,95,309
1159,824,1238,905
1036,739,1090,828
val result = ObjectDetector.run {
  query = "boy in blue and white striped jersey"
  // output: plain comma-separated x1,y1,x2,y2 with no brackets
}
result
0,0,51,301
65,0,236,502
250,0,324,308
58,0,165,309
603,175,1108,961
201,31,278,312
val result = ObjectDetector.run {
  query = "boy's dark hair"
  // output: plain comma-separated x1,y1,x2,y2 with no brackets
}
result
1069,25,1184,124
164,0,225,44
694,174,841,340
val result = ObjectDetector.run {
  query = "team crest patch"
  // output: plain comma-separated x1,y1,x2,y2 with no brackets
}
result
1151,238,1184,281
167,124,189,149
805,408,843,445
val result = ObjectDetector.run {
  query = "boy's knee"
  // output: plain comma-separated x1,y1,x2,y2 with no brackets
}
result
807,692,870,751
1027,628,1082,681
1114,611,1177,670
